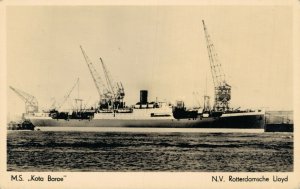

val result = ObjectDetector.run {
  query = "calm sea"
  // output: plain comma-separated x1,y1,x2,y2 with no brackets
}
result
7,129,293,172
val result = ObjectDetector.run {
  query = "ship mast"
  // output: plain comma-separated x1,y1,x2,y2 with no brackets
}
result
202,20,231,112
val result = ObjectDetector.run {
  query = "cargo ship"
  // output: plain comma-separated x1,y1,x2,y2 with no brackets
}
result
19,20,265,129
23,89,265,129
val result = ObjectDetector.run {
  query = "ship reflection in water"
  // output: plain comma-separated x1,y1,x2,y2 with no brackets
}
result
7,130,293,172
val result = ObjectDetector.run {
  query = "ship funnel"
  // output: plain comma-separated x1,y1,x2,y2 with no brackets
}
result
140,90,148,106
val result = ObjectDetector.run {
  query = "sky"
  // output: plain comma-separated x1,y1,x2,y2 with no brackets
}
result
6,6,293,119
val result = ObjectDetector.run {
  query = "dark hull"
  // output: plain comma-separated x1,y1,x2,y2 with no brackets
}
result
30,114,265,129
265,124,293,132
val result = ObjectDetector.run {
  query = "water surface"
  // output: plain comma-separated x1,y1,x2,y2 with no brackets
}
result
7,130,293,172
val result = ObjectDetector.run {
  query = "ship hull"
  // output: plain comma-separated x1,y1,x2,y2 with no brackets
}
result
28,113,265,129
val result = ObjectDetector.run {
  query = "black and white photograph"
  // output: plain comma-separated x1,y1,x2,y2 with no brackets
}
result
1,1,299,189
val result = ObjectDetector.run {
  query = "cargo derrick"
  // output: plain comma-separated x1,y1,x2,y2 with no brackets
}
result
9,86,38,113
56,78,79,110
202,20,231,112
79,46,112,110
49,78,83,120
99,58,125,109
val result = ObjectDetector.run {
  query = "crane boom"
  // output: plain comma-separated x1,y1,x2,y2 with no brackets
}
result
202,20,226,87
9,86,38,113
100,57,116,98
80,46,125,110
202,20,231,112
80,46,106,100
99,58,125,108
